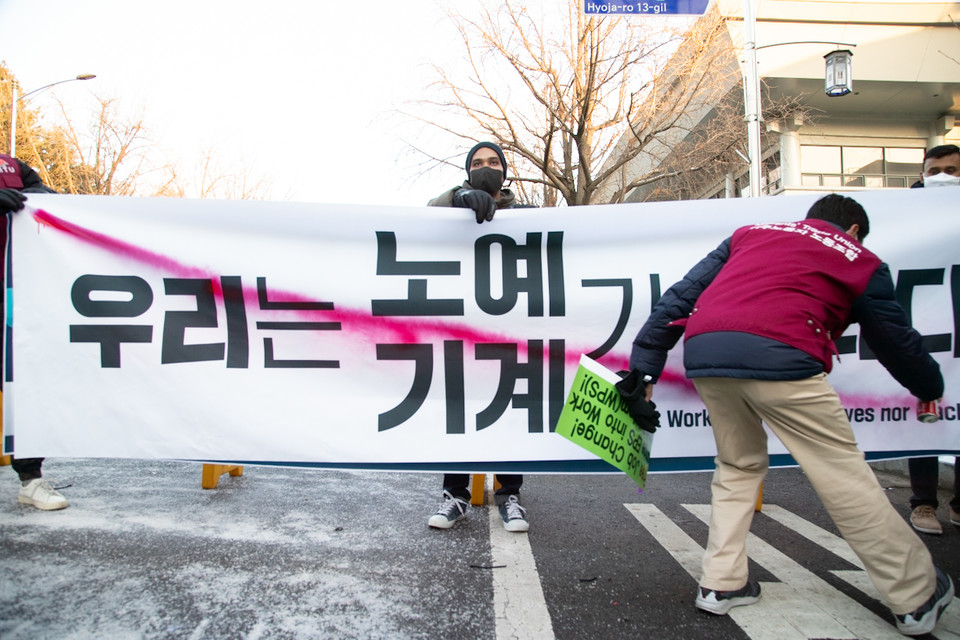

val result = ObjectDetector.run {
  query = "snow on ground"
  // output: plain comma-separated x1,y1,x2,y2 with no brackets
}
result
0,459,496,639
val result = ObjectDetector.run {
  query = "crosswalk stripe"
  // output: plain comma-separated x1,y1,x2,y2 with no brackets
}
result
624,504,808,639
625,502,960,638
624,503,706,579
488,479,555,640
683,503,906,639
760,504,960,639
760,504,862,568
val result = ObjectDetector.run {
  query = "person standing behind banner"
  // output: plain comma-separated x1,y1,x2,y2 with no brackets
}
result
425,141,533,533
0,153,67,511
620,194,951,636
904,143,960,535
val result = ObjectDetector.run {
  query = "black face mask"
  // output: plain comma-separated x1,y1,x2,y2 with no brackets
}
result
469,167,504,195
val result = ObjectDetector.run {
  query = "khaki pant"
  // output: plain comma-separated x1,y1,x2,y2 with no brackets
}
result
693,374,935,614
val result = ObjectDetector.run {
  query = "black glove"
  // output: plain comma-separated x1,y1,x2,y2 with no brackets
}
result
453,189,496,224
0,189,27,215
615,369,661,433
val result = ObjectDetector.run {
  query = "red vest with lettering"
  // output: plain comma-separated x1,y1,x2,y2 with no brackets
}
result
0,154,24,190
681,219,882,372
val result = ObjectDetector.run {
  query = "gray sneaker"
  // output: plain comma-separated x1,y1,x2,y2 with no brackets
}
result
498,495,529,532
695,582,761,615
428,491,468,529
895,567,954,636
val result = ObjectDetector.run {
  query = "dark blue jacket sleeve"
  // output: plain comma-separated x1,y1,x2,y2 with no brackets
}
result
16,159,56,194
628,237,731,380
850,263,944,401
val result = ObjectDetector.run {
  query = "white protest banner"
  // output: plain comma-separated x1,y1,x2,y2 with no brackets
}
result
4,188,958,472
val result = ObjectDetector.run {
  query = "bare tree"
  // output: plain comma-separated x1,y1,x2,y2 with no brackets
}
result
1,62,176,197
0,63,69,183
407,1,805,205
187,146,273,200
47,96,182,196
2,63,271,200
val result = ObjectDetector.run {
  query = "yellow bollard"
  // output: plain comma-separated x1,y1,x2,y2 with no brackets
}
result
201,463,243,489
0,391,9,466
469,474,502,505
469,473,485,505
755,482,764,512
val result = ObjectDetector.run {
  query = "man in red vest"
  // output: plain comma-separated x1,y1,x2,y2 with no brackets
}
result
0,153,66,511
620,194,950,636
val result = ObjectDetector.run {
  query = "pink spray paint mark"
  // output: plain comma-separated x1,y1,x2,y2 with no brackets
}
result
30,209,913,407
31,208,622,368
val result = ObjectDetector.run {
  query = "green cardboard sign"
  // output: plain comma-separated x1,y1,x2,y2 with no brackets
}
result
556,355,654,487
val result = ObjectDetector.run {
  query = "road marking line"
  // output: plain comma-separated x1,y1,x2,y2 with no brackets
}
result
624,503,704,578
488,479,554,640
759,504,960,638
684,503,908,639
760,504,862,567
625,504,808,639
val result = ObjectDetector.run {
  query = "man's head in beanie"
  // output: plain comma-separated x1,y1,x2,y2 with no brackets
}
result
465,142,507,197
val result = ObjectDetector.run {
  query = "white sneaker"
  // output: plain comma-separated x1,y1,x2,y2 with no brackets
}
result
498,495,529,532
18,479,68,511
428,491,468,529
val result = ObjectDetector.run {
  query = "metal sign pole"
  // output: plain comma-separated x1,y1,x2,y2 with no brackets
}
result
742,0,762,197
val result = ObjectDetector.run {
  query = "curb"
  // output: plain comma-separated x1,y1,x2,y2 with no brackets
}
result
870,456,956,490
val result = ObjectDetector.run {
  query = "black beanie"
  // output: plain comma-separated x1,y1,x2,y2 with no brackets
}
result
465,142,508,180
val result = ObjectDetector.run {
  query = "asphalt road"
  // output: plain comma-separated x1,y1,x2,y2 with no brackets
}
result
1,458,958,640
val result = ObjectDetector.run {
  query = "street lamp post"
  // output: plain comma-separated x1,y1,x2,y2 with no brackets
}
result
6,73,96,156
742,0,762,197
741,0,854,197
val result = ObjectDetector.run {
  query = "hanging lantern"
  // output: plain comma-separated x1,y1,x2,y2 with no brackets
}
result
824,49,853,97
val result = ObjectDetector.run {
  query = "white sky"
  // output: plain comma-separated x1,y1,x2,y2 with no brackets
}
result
0,0,474,207
0,0,702,207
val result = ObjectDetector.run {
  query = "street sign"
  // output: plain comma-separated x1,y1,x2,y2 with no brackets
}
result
583,0,710,14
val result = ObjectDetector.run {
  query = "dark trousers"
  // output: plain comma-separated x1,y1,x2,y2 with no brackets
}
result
908,456,960,511
10,457,43,482
442,474,522,502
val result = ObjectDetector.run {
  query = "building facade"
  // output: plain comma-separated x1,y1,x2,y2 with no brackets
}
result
615,0,960,201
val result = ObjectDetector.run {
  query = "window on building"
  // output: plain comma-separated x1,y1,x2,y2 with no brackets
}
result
885,148,925,187
801,145,923,188
842,147,883,187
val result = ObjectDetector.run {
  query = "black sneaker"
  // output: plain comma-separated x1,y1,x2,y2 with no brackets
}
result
895,567,954,636
427,491,468,529
695,582,761,615
498,494,529,532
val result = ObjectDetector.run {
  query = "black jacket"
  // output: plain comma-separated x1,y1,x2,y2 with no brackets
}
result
16,158,55,194
0,154,54,194
428,182,531,210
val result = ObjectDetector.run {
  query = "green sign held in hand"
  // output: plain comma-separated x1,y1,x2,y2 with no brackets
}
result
556,355,654,488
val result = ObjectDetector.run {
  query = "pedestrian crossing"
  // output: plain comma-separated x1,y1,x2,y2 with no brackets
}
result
626,503,960,640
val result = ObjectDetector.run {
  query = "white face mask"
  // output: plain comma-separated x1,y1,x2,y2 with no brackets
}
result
923,172,960,188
